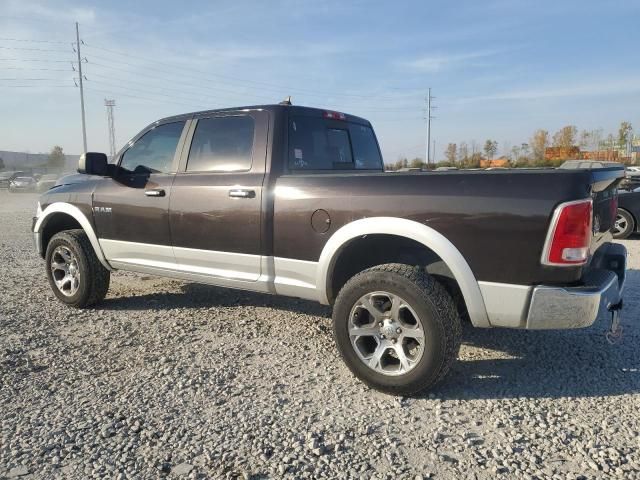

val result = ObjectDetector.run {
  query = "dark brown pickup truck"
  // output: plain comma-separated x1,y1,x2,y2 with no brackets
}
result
33,104,627,394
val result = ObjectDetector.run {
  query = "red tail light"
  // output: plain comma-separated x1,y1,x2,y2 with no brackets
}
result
541,198,593,266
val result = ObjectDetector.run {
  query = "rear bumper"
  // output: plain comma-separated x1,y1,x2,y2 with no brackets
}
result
526,243,626,329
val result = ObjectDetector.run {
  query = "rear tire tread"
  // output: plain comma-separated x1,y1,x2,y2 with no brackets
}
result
333,263,461,395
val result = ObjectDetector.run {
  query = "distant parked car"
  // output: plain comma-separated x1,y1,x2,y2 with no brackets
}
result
36,174,59,192
626,166,640,174
8,176,36,192
559,160,622,169
614,186,640,239
0,171,28,189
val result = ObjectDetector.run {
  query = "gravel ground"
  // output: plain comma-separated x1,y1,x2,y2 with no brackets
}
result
1,190,639,480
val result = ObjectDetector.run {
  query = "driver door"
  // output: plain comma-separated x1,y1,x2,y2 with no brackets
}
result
93,119,190,270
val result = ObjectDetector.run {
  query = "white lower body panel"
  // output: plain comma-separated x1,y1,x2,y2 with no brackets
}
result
99,238,320,302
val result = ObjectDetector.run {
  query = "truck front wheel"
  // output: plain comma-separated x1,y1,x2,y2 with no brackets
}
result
45,229,110,308
332,263,461,395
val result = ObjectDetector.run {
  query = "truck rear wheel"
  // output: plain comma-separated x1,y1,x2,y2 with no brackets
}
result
45,229,110,308
332,263,461,395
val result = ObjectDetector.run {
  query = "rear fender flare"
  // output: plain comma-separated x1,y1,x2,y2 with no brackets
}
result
316,217,490,327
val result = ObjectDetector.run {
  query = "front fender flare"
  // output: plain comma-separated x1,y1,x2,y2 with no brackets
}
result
316,217,490,328
34,202,112,271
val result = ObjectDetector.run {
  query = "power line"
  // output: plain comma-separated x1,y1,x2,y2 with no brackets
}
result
0,85,74,88
84,73,248,105
82,42,404,101
83,86,204,110
0,78,66,80
0,46,70,52
84,59,419,113
0,58,75,62
3,67,73,72
0,37,68,44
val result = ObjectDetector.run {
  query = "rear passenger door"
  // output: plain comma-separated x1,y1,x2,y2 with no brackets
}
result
169,110,268,281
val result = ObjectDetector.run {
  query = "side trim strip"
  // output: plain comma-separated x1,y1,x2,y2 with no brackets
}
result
316,217,490,327
34,202,112,270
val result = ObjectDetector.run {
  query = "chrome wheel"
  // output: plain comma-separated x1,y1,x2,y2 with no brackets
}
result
348,291,425,376
50,246,80,297
614,213,628,235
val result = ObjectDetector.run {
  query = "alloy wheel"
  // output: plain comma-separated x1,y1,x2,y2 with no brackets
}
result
50,246,81,297
348,291,426,376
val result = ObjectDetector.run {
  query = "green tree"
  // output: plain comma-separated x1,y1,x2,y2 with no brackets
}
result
510,146,521,163
618,121,633,148
445,143,457,163
467,152,483,168
483,139,498,159
552,125,577,148
530,129,549,160
48,145,66,171
458,142,468,163
408,157,423,168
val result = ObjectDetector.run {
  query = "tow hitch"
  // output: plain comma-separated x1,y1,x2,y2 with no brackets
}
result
606,300,623,344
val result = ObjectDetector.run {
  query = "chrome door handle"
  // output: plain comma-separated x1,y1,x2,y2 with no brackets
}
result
229,189,255,198
145,189,165,197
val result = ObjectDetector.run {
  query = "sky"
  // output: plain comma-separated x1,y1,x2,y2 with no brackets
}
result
1,0,639,163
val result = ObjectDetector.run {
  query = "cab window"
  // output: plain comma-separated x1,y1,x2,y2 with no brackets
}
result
120,121,185,174
288,116,383,171
186,116,255,172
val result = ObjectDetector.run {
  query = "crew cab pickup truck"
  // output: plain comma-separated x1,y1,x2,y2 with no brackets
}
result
33,104,627,394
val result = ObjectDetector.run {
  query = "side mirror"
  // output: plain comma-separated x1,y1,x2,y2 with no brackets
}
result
78,152,109,176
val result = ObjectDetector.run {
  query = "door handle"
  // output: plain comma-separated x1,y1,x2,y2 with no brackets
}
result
229,189,255,198
145,189,165,197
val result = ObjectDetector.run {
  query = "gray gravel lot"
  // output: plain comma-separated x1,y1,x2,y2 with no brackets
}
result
1,190,639,479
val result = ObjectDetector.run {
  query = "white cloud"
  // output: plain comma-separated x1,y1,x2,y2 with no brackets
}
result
3,0,96,24
454,76,640,103
398,49,505,72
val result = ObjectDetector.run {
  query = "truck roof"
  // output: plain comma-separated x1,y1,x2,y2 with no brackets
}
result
155,104,372,126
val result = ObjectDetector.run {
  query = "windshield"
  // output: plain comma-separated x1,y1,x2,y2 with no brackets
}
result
15,177,32,182
288,116,383,171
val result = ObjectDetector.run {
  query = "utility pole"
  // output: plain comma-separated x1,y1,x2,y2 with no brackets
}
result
104,99,117,160
425,88,436,165
75,22,87,153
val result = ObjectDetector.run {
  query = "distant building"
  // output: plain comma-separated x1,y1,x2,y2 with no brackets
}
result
480,157,510,168
544,146,581,161
0,150,78,173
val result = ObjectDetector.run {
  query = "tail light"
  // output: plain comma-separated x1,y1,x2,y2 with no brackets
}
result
541,198,593,266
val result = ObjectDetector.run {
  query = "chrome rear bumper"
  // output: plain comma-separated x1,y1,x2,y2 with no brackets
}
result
526,243,627,329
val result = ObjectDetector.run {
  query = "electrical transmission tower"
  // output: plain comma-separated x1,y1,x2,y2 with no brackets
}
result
424,88,436,165
104,99,117,160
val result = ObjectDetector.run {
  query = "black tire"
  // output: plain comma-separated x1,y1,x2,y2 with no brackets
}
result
45,229,110,308
332,263,461,396
613,209,635,239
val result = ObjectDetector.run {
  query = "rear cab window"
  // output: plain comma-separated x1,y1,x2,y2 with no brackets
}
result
288,115,383,171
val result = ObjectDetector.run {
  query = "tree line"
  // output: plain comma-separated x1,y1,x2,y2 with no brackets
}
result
387,121,635,170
